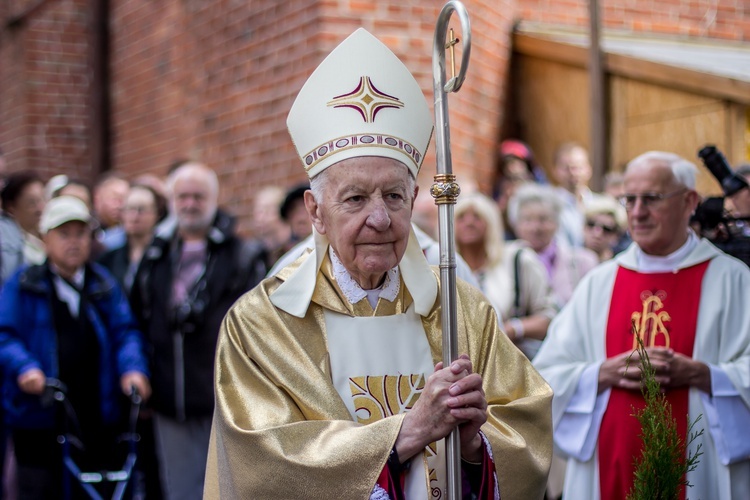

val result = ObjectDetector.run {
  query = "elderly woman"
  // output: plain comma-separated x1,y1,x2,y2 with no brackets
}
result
454,191,558,359
582,195,628,261
204,29,552,500
508,184,599,305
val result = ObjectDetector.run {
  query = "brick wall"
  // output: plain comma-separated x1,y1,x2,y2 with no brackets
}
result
109,0,513,234
2,0,747,235
0,0,95,181
517,0,749,41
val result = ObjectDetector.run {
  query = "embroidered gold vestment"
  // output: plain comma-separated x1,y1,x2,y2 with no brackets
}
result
204,255,553,499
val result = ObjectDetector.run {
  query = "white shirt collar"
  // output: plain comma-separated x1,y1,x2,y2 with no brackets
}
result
49,265,85,318
635,230,699,273
270,226,436,318
329,246,399,308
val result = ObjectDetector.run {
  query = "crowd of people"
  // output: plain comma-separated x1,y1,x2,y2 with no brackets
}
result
0,26,749,500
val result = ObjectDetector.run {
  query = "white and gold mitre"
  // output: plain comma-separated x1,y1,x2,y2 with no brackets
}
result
287,28,434,179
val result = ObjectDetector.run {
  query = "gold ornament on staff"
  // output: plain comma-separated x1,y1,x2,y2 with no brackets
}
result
432,2,471,499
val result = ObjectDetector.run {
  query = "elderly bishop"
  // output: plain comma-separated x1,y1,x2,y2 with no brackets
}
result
204,29,552,499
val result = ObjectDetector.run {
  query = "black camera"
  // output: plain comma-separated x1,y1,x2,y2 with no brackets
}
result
694,145,750,266
698,146,748,197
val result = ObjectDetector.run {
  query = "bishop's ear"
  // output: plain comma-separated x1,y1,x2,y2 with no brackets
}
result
304,190,326,235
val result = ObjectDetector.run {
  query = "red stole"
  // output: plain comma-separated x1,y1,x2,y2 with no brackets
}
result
598,261,709,500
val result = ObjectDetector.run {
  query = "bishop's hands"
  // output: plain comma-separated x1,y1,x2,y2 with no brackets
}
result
395,354,487,464
598,347,711,394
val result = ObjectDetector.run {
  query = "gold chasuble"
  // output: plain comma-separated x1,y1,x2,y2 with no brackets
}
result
204,240,552,499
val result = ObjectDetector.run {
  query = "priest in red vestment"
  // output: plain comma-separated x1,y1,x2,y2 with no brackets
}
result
533,151,750,499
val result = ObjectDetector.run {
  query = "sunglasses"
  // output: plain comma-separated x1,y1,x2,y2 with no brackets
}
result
585,220,617,234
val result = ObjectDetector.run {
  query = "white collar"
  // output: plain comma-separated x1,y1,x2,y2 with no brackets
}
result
49,265,85,318
271,226,437,318
329,246,399,306
50,264,85,288
634,230,699,273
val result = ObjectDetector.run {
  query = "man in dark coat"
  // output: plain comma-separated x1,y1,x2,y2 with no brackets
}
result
130,162,265,500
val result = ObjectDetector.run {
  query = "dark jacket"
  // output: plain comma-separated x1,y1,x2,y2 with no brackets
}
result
98,243,131,287
130,210,265,420
0,262,149,429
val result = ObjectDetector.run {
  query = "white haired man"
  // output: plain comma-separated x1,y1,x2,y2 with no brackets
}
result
534,151,750,499
204,29,552,499
130,163,266,499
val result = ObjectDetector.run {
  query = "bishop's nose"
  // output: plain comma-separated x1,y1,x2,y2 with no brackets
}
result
366,200,391,231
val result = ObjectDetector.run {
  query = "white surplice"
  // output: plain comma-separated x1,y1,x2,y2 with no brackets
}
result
533,237,750,499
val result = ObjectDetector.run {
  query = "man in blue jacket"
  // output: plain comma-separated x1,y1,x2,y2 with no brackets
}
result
0,195,150,498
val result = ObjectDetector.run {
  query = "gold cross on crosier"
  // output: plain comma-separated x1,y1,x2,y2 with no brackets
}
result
445,28,460,80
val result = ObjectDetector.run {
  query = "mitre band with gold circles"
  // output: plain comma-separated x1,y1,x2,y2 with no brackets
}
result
302,133,423,175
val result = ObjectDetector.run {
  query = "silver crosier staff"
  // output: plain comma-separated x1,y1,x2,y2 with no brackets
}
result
431,2,471,499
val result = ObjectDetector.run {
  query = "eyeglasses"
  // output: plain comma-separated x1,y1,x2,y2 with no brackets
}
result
122,205,154,215
585,220,617,234
617,188,687,211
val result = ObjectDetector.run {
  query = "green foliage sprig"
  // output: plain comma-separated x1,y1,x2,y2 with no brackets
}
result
626,329,704,500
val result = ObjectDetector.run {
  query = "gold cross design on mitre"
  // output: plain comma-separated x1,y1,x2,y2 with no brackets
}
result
327,76,404,123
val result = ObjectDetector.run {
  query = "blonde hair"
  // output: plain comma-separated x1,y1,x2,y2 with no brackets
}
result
584,195,627,230
454,191,505,268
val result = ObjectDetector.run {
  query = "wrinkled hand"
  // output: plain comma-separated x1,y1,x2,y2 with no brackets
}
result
396,355,487,463
445,356,487,462
599,347,710,394
120,371,151,401
18,368,46,395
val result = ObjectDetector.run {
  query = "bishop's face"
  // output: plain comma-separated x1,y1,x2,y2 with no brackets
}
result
305,157,415,290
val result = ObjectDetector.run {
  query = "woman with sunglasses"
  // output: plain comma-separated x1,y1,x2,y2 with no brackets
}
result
583,196,628,262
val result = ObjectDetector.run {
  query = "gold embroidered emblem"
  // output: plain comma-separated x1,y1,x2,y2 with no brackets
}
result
429,467,442,499
631,290,671,349
349,374,424,424
327,76,404,123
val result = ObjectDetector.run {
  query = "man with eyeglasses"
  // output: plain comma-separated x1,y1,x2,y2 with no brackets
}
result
534,151,750,499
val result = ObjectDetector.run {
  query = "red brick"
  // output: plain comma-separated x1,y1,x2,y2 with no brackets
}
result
2,0,749,235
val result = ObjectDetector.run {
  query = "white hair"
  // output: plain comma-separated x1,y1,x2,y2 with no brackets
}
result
309,169,329,203
166,162,219,200
626,151,697,189
167,162,219,229
506,183,562,228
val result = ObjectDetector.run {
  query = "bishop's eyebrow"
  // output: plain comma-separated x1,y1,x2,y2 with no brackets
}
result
337,184,366,197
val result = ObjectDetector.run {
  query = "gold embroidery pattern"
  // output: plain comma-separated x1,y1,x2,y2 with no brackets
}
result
631,290,671,349
429,467,442,499
302,133,421,172
349,374,424,424
327,76,404,123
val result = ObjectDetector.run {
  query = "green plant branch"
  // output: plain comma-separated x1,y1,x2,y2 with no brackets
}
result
626,323,704,500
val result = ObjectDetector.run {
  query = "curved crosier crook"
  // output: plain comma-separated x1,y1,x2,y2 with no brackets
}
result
431,2,472,499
